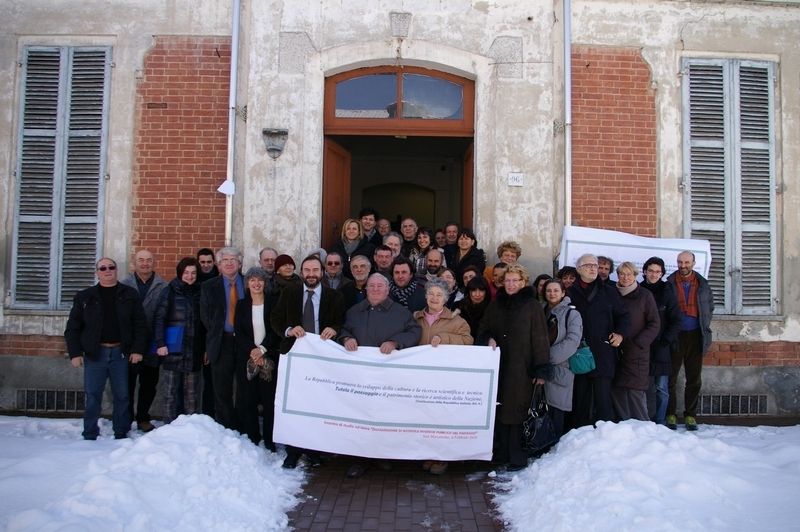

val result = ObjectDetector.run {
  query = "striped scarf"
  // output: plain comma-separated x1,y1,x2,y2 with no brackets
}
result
676,270,700,318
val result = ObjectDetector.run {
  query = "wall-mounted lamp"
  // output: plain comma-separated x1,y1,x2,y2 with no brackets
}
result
262,128,289,159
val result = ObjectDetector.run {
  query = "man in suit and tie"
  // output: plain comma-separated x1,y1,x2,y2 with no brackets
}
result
271,255,346,469
199,246,244,430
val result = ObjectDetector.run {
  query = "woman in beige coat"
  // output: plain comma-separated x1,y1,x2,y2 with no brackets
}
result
413,278,473,474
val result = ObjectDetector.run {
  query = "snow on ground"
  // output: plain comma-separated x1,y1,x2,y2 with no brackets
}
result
492,420,800,531
0,414,304,531
1,415,799,531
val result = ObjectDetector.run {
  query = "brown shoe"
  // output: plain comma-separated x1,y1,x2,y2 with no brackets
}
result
429,461,448,475
422,460,434,471
138,420,155,433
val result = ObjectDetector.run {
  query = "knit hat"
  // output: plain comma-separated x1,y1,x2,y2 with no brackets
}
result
274,254,295,271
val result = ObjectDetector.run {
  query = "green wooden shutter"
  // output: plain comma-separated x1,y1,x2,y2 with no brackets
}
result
12,46,110,309
683,58,776,315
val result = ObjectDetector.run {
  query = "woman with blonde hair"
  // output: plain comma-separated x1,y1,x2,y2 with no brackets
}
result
477,264,551,471
329,218,375,279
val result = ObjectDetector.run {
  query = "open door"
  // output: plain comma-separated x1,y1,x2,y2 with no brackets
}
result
322,138,352,250
462,142,474,230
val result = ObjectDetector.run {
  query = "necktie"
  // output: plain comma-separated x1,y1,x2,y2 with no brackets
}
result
302,289,315,333
228,281,238,328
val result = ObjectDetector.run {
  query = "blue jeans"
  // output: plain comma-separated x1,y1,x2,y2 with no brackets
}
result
83,345,131,439
653,375,669,424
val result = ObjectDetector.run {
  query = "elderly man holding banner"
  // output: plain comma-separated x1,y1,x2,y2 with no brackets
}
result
336,273,421,477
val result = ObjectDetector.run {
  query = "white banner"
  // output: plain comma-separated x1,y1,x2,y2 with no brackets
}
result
273,334,500,461
559,226,711,281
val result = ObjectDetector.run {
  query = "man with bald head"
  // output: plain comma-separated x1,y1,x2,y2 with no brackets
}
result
399,218,418,257
666,251,714,431
120,249,168,432
337,272,421,478
66,258,148,440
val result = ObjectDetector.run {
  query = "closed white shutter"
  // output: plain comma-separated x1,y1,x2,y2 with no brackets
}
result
11,47,110,309
682,58,776,315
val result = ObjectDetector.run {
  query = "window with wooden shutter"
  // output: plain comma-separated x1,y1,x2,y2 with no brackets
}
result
682,58,776,315
11,46,110,309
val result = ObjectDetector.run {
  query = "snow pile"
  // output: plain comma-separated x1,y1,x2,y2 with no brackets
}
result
0,415,303,531
492,420,800,531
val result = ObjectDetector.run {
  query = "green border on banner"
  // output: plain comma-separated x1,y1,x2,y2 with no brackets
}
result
281,351,496,430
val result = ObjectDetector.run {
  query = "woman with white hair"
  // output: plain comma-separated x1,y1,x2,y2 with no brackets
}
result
413,277,473,474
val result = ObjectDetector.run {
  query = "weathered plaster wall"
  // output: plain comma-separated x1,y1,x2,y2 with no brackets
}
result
238,0,561,277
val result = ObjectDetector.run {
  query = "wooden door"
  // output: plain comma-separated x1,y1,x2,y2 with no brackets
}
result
322,138,352,250
462,141,474,230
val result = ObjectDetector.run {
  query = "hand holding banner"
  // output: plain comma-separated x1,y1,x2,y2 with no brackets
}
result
273,334,500,461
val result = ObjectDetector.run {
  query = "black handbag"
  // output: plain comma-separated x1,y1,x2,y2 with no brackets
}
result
521,384,559,455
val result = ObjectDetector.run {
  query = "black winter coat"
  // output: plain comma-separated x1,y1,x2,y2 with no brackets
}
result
615,284,660,391
154,278,203,373
640,280,682,377
329,238,376,280
567,278,631,379
64,283,148,360
450,246,486,289
476,286,551,425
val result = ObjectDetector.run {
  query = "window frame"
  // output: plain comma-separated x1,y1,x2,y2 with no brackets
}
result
681,57,777,316
10,45,111,310
324,66,475,137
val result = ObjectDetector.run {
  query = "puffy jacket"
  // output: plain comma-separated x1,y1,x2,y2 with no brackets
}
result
544,298,582,411
154,278,202,373
412,307,473,346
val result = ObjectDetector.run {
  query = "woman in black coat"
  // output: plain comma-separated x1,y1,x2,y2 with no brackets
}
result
449,228,486,289
458,276,492,337
154,257,204,424
234,267,281,449
329,218,376,280
640,256,682,425
476,264,551,471
566,254,631,429
612,262,660,422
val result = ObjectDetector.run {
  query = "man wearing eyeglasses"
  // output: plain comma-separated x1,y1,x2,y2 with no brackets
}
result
321,251,352,291
119,250,168,433
200,246,245,431
65,258,148,440
566,253,630,429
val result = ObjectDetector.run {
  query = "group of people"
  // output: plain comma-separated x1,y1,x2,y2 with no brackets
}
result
64,208,714,476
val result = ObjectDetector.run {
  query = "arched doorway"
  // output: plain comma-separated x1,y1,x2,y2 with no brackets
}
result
321,66,475,249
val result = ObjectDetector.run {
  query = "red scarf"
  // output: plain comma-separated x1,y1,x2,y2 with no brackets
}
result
676,270,699,318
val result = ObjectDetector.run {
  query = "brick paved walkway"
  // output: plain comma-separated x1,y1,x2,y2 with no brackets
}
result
287,455,507,531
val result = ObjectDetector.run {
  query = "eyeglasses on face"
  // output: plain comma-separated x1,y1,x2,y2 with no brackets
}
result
326,261,341,266
645,269,663,275
97,265,117,272
579,263,598,269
